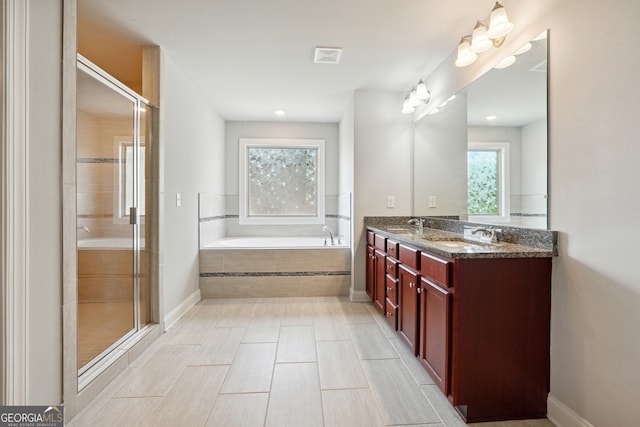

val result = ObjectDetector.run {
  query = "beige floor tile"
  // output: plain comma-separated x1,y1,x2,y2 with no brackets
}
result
242,300,284,343
317,340,368,390
276,325,317,363
348,323,400,360
211,299,256,328
338,300,377,324
367,303,398,339
113,344,197,398
390,338,436,386
474,419,556,427
322,388,385,427
362,358,441,426
421,385,466,427
280,298,314,326
266,362,323,427
190,327,245,366
146,365,228,426
205,393,269,427
67,396,162,427
220,343,276,393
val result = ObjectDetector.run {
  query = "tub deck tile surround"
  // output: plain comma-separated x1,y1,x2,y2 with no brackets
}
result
68,297,556,427
199,244,351,298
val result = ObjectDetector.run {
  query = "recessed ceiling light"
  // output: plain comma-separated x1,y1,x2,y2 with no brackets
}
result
274,109,286,116
486,115,498,121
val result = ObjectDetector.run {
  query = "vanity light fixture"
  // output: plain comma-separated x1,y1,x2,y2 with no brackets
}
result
455,36,478,67
401,80,431,114
494,55,516,69
513,42,532,56
486,2,514,40
454,2,514,67
470,21,492,53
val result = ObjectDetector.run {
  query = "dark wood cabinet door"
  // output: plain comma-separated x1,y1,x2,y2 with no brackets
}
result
419,277,451,395
374,250,386,314
366,245,375,300
398,265,419,354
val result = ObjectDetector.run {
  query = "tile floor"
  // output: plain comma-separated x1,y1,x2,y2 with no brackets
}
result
68,297,556,427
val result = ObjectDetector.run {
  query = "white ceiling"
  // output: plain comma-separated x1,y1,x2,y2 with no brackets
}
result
78,0,499,122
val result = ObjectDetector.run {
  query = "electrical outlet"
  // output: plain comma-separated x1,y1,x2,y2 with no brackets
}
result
428,196,437,208
387,196,395,208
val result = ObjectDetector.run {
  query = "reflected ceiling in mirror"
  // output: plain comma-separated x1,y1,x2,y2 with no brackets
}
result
413,30,549,230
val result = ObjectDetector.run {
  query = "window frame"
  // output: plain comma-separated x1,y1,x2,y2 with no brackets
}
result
467,141,510,223
238,138,326,225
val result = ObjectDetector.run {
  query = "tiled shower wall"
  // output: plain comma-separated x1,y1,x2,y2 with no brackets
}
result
77,110,134,239
198,193,352,248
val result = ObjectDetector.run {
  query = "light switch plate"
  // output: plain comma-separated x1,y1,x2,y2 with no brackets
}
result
428,196,437,208
176,193,181,207
387,196,395,208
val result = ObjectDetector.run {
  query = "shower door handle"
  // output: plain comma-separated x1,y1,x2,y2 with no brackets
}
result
130,207,137,225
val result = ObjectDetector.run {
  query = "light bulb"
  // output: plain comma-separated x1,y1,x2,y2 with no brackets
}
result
455,37,477,67
487,2,514,39
470,21,492,54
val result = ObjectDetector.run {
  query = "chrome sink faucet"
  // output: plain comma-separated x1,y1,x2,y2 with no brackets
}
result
471,227,502,243
408,218,425,234
322,225,335,246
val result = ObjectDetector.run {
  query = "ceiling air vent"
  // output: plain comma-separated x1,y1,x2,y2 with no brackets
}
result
314,47,343,64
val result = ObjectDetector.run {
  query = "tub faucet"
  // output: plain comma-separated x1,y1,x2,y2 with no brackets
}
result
77,226,90,233
322,225,335,246
408,218,425,234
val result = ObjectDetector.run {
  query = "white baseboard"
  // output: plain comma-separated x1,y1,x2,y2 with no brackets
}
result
547,395,594,427
164,289,201,331
350,288,370,302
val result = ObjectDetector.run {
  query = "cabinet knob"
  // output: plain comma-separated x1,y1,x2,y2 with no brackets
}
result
417,288,422,294
387,287,392,292
409,282,415,288
386,312,392,317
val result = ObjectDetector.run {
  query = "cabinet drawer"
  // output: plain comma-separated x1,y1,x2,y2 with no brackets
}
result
399,244,420,271
385,298,398,331
385,275,398,304
386,239,399,259
367,230,375,246
374,233,387,251
385,257,398,277
421,252,451,287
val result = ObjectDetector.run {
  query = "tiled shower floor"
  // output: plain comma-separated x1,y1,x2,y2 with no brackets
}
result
68,297,556,427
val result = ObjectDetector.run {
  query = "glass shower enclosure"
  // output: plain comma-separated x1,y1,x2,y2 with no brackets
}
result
76,55,152,375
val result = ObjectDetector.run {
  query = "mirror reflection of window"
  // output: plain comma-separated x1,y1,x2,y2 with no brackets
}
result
468,141,510,222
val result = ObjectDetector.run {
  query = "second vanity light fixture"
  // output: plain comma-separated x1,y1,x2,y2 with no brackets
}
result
455,2,514,67
401,79,431,114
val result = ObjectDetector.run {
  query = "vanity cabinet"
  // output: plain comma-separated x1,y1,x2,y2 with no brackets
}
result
365,227,553,423
366,245,375,300
419,276,451,395
398,244,420,354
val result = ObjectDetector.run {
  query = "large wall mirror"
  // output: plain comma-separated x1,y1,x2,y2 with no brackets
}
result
414,30,549,229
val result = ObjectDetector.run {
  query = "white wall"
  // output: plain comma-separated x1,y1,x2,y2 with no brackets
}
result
546,1,640,425
338,95,355,261
224,121,340,196
27,0,62,404
352,90,413,298
160,53,225,315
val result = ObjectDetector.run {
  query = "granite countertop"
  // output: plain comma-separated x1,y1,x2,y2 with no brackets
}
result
368,225,555,259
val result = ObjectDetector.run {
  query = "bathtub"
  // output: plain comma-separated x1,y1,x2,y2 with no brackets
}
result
204,236,348,249
199,236,351,298
78,237,145,250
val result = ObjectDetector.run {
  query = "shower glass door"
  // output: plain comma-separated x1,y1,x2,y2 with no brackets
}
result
76,56,150,374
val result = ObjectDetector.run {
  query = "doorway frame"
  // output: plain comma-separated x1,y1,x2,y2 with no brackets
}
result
61,0,162,419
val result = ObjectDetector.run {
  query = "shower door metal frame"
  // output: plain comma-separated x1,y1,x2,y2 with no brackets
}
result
76,54,149,376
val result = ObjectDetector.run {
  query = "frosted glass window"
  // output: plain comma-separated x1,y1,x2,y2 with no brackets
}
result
239,138,325,224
